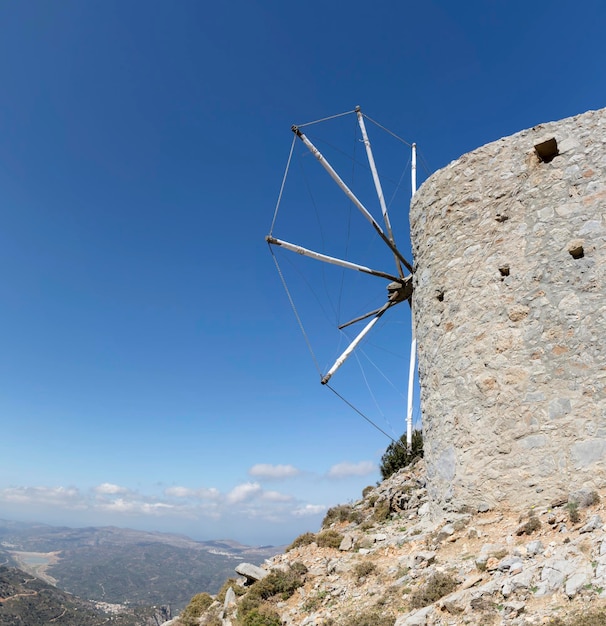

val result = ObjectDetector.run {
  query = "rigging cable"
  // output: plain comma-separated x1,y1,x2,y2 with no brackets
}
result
418,150,432,178
269,134,297,236
352,349,392,435
268,244,323,378
387,155,412,212
325,383,404,447
296,109,356,128
363,114,413,148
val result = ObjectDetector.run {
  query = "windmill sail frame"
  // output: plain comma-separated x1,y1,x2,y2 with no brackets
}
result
267,107,419,448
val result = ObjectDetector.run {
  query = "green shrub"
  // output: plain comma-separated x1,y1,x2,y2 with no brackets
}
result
362,485,374,498
216,578,247,604
409,572,458,608
286,531,316,551
238,592,262,616
567,501,581,524
179,592,213,626
322,504,362,527
323,504,351,527
235,565,306,626
250,566,304,601
239,603,282,626
380,430,423,480
316,529,343,549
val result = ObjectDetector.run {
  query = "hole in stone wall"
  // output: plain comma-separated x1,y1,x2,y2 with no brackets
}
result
534,137,559,163
499,265,510,277
436,290,445,302
569,245,584,259
495,213,509,222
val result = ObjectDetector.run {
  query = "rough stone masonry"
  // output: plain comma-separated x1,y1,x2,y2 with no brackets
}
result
410,107,606,516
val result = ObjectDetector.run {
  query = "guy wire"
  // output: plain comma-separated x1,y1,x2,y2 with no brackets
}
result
325,383,410,451
296,109,356,128
269,134,297,235
268,244,323,378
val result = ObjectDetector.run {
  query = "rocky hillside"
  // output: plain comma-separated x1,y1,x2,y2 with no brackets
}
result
172,460,606,625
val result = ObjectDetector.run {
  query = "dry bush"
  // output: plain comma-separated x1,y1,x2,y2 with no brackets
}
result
372,500,391,522
238,603,282,626
548,610,606,626
179,592,214,626
337,609,395,626
322,504,362,527
252,567,304,601
409,572,458,608
316,529,343,549
216,578,247,604
286,532,316,551
567,501,581,524
517,512,541,535
353,560,377,579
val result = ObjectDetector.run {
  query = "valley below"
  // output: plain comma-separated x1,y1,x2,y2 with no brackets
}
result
0,518,283,622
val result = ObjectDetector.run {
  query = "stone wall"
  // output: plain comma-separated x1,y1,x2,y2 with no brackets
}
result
410,108,606,515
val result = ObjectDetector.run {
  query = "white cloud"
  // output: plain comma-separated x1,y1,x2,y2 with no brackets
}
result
326,461,376,479
261,490,293,503
98,498,176,516
0,480,331,541
94,482,129,495
226,482,262,504
164,486,221,500
292,504,326,517
200,487,221,499
248,464,301,480
164,486,195,498
1,486,84,507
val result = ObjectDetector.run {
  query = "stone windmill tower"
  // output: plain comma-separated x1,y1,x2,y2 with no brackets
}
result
410,107,606,516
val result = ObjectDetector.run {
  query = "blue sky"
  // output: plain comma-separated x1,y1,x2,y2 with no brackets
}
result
0,0,605,546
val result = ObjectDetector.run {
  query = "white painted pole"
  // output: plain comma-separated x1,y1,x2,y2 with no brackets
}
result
265,235,400,282
406,324,416,448
407,142,418,449
356,107,403,278
292,126,413,274
321,302,393,385
411,143,417,196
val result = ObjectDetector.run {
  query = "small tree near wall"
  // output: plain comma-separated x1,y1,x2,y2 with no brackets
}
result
379,430,423,480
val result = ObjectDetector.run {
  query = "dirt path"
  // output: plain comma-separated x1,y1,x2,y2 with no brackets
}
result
0,589,38,603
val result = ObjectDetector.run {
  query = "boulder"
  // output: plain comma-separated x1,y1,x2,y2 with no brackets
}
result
224,586,236,608
235,562,268,583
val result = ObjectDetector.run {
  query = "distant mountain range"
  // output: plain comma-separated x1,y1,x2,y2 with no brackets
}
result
0,519,283,613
